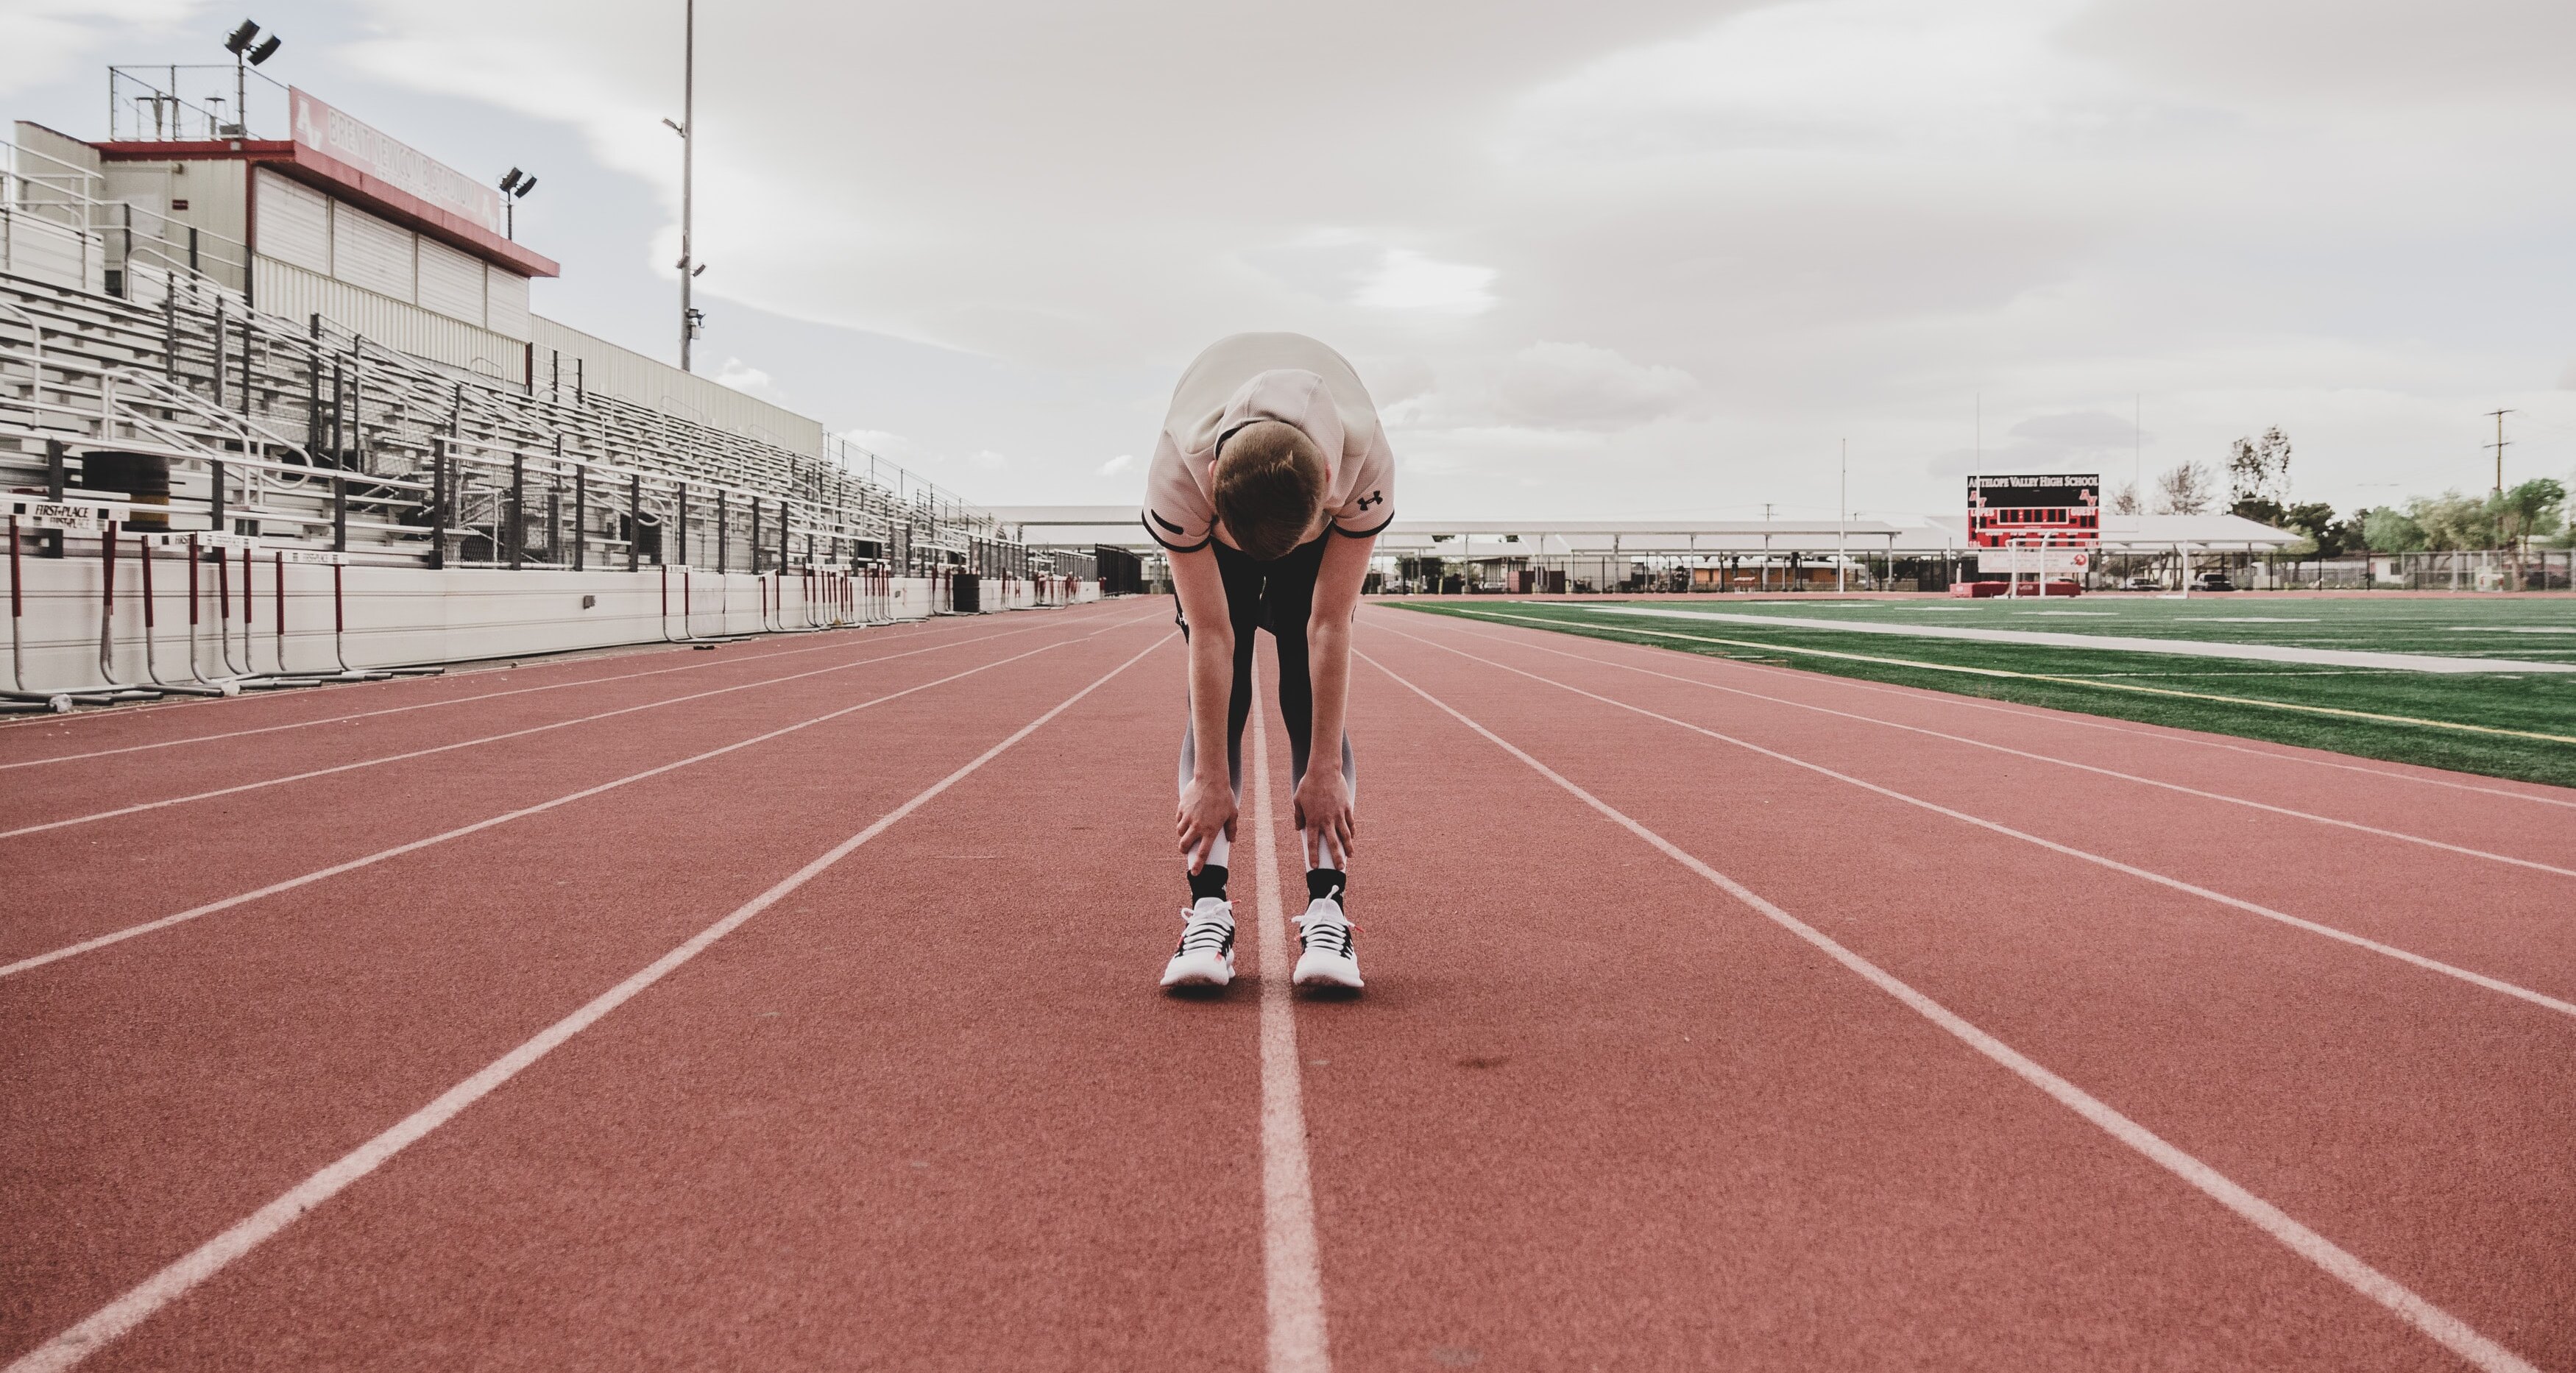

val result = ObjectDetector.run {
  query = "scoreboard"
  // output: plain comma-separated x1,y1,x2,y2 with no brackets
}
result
1967,474,2100,548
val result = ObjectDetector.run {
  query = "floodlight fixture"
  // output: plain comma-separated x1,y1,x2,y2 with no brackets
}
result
691,262,707,277
498,168,537,238
248,35,282,65
662,117,686,137
224,20,261,54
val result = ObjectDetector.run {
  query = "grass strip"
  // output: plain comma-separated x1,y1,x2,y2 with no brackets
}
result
1400,603,2576,789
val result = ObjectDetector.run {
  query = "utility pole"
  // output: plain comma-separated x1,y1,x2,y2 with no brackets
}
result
2486,408,2512,496
676,0,698,372
1837,438,1847,593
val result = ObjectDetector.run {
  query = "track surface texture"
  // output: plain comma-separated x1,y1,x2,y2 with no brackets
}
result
4,600,2572,1371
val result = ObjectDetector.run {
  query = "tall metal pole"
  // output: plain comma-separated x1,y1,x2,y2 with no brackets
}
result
678,0,696,372
1837,439,1847,594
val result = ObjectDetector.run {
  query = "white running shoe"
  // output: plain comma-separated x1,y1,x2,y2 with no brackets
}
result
1159,898,1236,988
1292,899,1364,990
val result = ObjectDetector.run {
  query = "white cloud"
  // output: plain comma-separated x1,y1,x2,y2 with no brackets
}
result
1098,453,1136,476
1490,342,1700,430
158,0,2576,514
0,0,199,99
1352,250,1498,315
712,356,784,404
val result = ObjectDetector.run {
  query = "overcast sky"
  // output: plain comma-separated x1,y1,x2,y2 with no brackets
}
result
11,0,2574,520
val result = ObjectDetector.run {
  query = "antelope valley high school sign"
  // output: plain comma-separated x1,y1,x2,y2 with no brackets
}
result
288,88,505,238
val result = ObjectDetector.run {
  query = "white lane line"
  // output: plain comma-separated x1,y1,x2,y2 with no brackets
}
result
1361,651,2543,1373
1424,607,2576,812
1415,617,2576,881
0,611,1164,980
1579,603,2576,674
0,619,952,771
1370,625,2576,1023
0,630,1175,1373
1250,689,1332,1373
0,620,1054,840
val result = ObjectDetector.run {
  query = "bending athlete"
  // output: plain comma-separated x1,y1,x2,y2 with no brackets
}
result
1144,333,1394,992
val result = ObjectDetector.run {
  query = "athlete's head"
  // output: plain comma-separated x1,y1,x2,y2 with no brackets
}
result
1212,419,1326,561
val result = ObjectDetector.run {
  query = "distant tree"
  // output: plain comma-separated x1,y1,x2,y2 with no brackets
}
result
2491,478,2567,547
2493,478,2568,588
2230,494,2287,526
2226,427,2293,509
2363,505,2426,552
2154,461,2215,515
2407,491,2495,551
2109,482,2141,515
2279,501,2357,557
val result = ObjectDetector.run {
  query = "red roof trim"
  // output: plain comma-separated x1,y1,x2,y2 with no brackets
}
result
94,139,560,280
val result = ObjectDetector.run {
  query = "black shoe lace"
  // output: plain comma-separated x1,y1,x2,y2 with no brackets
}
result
1175,915,1234,958
1298,920,1354,959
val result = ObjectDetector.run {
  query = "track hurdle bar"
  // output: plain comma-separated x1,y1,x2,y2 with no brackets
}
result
4,497,149,708
132,531,227,696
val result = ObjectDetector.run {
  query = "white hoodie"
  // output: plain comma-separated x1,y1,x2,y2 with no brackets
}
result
1141,333,1396,555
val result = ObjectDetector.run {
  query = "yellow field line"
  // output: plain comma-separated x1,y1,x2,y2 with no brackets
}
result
1423,606,2576,748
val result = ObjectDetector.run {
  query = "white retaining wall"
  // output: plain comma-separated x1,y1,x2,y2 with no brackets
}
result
2,553,1099,697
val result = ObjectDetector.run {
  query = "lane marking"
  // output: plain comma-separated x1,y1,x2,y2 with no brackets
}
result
1360,651,2543,1373
1579,603,2576,675
0,611,1166,980
0,621,1056,840
1250,688,1331,1373
1368,625,2576,1022
0,631,1175,1373
1410,617,2576,881
0,617,955,771
1422,606,2576,748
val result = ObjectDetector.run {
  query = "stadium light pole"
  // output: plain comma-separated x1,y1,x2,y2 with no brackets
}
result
673,0,698,372
1838,439,1847,594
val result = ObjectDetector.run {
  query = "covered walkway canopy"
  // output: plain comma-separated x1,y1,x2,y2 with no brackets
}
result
982,507,2295,558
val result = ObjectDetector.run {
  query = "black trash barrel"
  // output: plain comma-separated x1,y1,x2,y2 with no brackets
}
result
80,450,171,530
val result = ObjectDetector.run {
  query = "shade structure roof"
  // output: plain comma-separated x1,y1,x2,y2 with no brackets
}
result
979,507,2298,556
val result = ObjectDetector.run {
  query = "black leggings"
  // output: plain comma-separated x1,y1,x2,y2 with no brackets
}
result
1175,534,1356,872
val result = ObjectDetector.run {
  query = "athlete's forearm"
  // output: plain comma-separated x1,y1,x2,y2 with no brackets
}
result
1303,533,1374,758
1306,615,1352,759
1187,623,1234,784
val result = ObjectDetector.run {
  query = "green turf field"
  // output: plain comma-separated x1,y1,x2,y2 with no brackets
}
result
1393,597,2576,789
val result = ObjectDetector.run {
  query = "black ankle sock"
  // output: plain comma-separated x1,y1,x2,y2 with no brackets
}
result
1306,868,1347,906
1189,865,1230,903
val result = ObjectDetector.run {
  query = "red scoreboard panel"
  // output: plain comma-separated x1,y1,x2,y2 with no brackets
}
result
1967,474,2101,547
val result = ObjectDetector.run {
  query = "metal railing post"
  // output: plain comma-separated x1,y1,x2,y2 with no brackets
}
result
628,474,641,572
428,439,447,571
509,451,525,570
573,464,587,571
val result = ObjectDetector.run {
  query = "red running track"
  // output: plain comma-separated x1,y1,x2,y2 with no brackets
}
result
3,599,2571,1372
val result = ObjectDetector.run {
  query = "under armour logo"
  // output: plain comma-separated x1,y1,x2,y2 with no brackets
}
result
1356,490,1384,511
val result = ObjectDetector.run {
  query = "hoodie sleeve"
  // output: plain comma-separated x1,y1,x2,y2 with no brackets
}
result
1139,432,1216,553
1328,430,1395,537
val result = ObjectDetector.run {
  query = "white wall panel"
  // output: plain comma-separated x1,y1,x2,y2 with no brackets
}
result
415,235,485,325
253,169,330,274
484,269,531,341
330,202,414,302
256,255,527,383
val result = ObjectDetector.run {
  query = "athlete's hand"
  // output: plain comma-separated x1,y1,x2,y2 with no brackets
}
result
1293,770,1356,869
1177,774,1238,874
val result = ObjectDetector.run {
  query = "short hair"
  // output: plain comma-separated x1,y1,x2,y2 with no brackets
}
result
1213,420,1326,561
